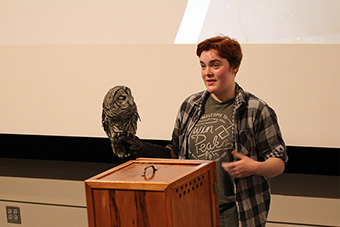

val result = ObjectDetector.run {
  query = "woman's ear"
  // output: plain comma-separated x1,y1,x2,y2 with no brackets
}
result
233,67,239,76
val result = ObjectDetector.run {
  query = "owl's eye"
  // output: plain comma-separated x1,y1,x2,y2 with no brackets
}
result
118,96,126,100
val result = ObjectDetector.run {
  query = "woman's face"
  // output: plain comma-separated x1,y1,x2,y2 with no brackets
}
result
199,49,238,102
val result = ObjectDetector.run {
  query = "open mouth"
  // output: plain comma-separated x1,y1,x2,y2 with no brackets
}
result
206,79,216,85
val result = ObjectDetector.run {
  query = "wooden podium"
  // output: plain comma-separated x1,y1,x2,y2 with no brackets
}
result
85,158,220,227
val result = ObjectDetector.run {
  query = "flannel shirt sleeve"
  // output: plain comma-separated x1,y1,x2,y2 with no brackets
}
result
255,104,288,163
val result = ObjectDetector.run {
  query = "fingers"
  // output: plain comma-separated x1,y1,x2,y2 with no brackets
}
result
231,150,245,160
222,161,235,171
222,151,246,178
222,162,238,177
223,151,256,178
221,162,229,171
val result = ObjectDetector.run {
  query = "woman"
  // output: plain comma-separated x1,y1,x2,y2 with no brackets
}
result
122,36,288,227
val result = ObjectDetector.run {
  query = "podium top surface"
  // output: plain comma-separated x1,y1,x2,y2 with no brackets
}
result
85,158,214,191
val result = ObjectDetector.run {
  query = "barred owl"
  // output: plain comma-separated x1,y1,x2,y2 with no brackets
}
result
102,85,140,158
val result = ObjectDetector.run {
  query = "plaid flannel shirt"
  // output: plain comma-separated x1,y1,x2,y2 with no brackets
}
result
168,83,288,227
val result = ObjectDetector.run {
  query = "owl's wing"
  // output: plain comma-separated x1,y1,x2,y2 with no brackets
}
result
133,111,141,133
102,108,111,137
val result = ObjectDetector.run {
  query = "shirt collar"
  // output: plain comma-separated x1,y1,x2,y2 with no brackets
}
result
194,82,246,108
234,82,246,109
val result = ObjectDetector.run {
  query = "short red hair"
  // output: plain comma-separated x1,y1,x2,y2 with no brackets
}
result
196,36,243,70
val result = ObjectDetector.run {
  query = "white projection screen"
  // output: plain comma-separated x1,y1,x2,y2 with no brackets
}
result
0,0,339,148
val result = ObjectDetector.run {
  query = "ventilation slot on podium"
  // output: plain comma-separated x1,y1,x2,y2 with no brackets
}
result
175,174,206,198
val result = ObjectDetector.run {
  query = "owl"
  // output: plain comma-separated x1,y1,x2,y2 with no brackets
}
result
102,85,140,158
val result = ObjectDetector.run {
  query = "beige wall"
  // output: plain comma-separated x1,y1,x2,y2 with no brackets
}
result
0,176,339,226
1,44,339,148
0,177,87,227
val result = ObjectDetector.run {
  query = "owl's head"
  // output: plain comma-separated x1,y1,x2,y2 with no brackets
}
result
102,85,139,122
104,85,134,108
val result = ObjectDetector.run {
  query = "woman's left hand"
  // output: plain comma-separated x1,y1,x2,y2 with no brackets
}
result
222,150,259,178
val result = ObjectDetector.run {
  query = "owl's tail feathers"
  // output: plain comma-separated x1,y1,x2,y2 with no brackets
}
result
119,135,172,159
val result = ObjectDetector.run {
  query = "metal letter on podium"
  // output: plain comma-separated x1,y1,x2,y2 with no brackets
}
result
85,158,220,227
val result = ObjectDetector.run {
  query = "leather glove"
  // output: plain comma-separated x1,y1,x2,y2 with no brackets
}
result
119,135,172,159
